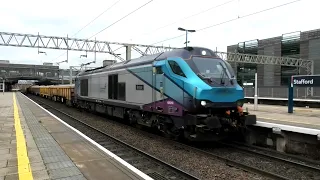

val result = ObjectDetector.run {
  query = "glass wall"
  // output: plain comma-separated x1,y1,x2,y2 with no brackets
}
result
280,32,301,85
237,63,257,86
236,40,258,86
237,40,258,55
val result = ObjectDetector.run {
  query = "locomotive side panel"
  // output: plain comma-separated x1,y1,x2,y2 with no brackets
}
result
128,63,185,116
77,65,163,107
163,76,185,106
89,76,100,99
127,65,177,114
123,66,154,105
99,75,108,100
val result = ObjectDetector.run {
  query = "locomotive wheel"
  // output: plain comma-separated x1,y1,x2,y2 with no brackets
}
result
159,123,179,140
129,114,137,125
161,125,172,139
170,127,182,141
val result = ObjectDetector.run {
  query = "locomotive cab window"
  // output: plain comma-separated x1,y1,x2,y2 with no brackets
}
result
168,61,186,77
155,66,163,74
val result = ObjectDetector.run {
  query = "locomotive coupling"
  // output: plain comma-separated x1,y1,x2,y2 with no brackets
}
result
243,114,257,125
203,116,222,129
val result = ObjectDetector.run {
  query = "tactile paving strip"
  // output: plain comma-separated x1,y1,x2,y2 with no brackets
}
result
17,94,87,180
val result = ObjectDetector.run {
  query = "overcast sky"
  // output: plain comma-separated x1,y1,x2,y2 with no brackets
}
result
0,0,318,69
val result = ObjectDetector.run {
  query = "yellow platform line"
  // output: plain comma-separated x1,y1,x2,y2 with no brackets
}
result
13,93,34,180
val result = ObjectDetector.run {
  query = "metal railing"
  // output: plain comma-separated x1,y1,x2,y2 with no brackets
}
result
243,86,320,99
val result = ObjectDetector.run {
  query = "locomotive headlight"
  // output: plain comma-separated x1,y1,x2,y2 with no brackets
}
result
201,101,206,106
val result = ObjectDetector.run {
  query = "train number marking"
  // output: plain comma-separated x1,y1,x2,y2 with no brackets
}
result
167,101,174,105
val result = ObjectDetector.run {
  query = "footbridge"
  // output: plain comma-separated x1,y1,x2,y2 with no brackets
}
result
0,60,82,91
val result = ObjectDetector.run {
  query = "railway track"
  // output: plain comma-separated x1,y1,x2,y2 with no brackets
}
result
218,141,320,172
28,94,320,180
195,144,320,180
32,97,199,180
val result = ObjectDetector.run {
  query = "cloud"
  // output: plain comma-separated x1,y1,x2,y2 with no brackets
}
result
0,0,319,70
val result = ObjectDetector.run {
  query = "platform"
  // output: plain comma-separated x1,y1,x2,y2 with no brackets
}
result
244,103,320,135
0,92,151,180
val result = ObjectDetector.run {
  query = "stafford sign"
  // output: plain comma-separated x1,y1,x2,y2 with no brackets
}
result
292,75,320,87
293,79,314,85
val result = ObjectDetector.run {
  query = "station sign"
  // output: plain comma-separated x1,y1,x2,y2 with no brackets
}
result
292,75,320,87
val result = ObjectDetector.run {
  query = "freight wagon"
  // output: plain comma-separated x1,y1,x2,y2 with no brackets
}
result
28,84,75,106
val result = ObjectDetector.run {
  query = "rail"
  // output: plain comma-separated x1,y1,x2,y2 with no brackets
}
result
32,97,199,180
27,94,320,180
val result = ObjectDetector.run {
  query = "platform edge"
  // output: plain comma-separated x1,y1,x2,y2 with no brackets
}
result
20,93,154,180
254,121,320,136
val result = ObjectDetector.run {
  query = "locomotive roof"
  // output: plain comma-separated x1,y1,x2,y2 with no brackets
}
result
78,47,220,76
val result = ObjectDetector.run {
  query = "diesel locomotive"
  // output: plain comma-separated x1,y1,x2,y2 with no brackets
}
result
27,47,256,141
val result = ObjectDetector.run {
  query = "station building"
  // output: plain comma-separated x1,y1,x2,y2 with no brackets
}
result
227,28,320,98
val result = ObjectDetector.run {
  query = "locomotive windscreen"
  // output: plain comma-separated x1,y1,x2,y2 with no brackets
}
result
188,57,235,79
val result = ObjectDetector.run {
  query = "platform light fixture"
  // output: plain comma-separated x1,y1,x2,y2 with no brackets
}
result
56,60,67,66
37,32,47,55
80,46,88,58
178,27,196,48
80,54,87,58
113,53,121,61
38,51,47,55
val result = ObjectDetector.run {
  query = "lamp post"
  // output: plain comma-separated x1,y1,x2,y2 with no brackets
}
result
178,27,196,47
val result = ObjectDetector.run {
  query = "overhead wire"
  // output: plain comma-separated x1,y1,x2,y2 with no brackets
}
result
53,0,155,63
52,0,122,61
116,0,237,55
84,0,155,59
71,0,122,38
150,0,303,45
128,0,237,42
87,0,154,40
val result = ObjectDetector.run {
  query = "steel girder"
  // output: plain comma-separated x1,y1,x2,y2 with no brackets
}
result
216,52,313,74
0,32,177,61
0,32,313,70
0,31,315,95
216,51,314,96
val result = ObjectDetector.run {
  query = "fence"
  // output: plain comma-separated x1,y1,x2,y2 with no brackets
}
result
243,86,320,99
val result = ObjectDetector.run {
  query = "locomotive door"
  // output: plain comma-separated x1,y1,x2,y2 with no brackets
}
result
152,63,166,114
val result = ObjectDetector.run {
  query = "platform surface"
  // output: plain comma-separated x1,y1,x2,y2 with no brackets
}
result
244,103,320,130
0,92,148,180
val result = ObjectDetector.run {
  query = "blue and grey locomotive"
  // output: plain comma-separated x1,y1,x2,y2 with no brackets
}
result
74,47,256,141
